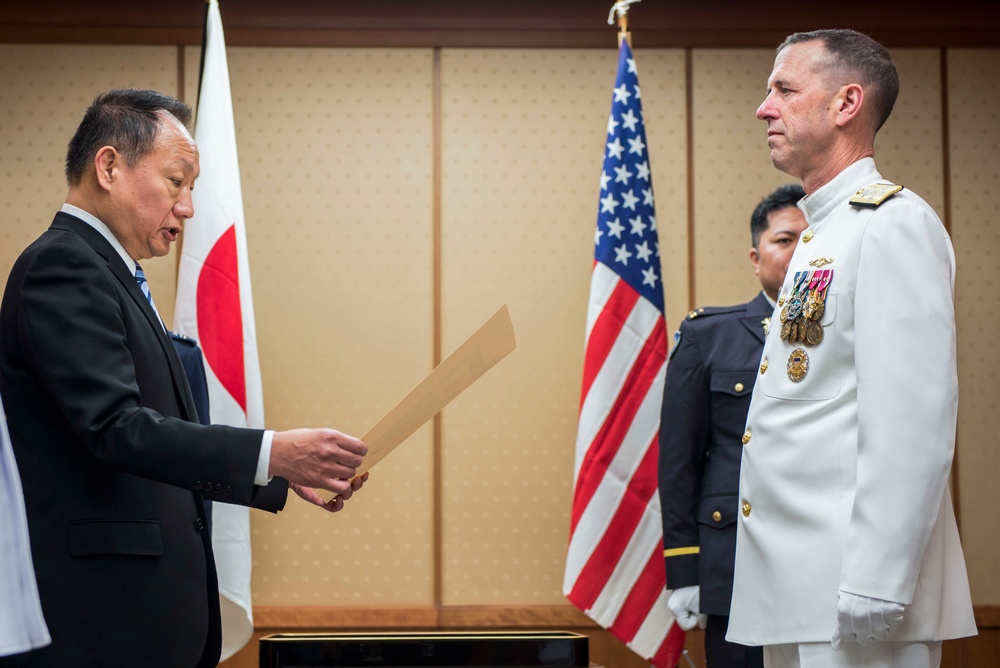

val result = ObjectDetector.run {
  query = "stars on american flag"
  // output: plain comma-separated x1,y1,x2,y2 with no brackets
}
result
594,52,662,311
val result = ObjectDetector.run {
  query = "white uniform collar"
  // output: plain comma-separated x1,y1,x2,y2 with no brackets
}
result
798,157,881,225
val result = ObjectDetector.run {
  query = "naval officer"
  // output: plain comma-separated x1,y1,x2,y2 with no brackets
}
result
726,28,976,668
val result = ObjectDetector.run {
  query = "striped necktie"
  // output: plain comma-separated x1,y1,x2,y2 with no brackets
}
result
134,263,156,310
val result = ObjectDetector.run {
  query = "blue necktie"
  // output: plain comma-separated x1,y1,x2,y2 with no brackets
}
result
134,263,156,311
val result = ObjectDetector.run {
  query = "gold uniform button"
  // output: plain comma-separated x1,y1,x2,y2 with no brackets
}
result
741,429,752,445
778,295,786,306
802,229,814,243
742,501,752,517
734,382,744,393
760,358,769,374
712,510,722,523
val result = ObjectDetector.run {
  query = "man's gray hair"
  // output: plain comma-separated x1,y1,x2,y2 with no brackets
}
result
779,29,899,133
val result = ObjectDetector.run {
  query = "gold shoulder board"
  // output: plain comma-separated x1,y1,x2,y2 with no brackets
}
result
849,182,903,208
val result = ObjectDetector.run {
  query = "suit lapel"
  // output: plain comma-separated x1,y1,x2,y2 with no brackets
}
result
51,213,199,421
737,291,775,344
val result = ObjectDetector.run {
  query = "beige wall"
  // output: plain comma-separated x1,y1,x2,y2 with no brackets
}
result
2,43,998,610
949,49,1000,605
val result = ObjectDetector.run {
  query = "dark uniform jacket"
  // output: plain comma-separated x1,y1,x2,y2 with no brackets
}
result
171,331,216,530
658,291,772,616
0,213,286,667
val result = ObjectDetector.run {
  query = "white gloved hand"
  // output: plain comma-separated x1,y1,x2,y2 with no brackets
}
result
831,590,905,650
667,586,708,631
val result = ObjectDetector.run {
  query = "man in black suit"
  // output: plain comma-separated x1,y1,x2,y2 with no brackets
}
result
0,89,368,668
658,184,807,667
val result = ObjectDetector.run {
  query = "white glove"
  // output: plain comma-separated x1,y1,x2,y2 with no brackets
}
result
831,590,905,650
667,586,708,631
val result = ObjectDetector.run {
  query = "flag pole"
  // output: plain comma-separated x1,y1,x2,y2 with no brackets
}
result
607,0,639,47
197,0,211,105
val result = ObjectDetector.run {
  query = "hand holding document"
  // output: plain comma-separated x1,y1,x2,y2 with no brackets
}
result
318,305,516,502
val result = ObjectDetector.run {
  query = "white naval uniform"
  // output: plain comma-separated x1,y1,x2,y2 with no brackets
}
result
0,393,50,656
726,158,977,652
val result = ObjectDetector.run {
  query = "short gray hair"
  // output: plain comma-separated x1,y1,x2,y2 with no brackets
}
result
779,29,899,133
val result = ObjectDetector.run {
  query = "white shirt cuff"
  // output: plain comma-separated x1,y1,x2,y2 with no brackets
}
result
254,430,274,486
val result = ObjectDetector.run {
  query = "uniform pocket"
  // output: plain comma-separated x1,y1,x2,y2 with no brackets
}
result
708,370,754,399
697,494,738,530
68,519,164,557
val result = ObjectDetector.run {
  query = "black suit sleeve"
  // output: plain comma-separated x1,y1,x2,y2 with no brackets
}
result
169,333,288,513
658,318,710,590
15,240,266,505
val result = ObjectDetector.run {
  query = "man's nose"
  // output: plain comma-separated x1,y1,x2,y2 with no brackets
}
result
756,94,776,121
175,189,194,219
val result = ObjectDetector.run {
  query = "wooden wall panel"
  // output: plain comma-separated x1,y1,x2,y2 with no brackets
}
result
0,44,181,323
949,49,1000,607
873,49,945,215
690,49,793,308
437,46,686,605
180,46,438,606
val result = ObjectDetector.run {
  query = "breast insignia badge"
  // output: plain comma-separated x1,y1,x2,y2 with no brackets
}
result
787,348,810,383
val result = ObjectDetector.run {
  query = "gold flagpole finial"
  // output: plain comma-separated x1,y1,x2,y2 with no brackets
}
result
607,0,640,47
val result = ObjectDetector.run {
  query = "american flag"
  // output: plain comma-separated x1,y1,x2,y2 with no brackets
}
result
563,41,684,668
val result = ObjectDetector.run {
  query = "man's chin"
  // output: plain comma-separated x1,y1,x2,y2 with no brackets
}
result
150,244,174,258
769,152,796,176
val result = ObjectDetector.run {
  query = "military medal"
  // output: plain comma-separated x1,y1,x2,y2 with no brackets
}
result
787,348,809,382
802,272,823,320
778,269,830,381
786,290,804,321
777,269,832,347
805,320,824,346
806,295,825,322
780,272,809,342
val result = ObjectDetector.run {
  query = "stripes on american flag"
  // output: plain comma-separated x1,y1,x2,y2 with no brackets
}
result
563,41,684,668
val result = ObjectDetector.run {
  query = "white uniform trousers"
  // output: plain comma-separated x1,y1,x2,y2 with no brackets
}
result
764,641,942,668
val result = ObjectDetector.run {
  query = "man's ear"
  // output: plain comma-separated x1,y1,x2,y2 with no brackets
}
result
834,83,865,128
93,146,119,193
749,246,761,276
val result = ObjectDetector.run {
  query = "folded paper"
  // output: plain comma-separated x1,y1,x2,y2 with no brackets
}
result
319,305,516,502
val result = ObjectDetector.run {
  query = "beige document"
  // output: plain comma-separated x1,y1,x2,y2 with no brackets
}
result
320,305,516,501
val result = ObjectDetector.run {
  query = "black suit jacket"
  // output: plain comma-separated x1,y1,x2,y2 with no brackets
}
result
0,213,286,667
657,292,772,616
